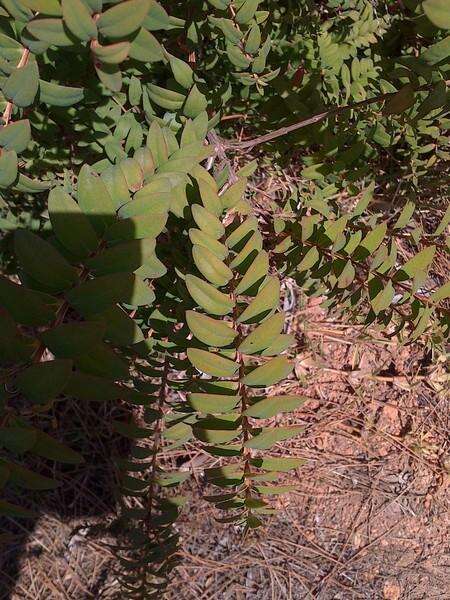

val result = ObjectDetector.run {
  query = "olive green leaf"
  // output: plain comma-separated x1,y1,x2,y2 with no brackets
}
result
244,395,308,418
91,41,130,64
169,54,194,89
129,28,165,62
187,348,238,377
188,393,241,413
86,238,156,275
0,120,31,153
62,0,97,41
244,426,303,449
250,457,304,472
189,228,228,260
48,187,98,258
0,149,18,187
183,85,208,118
41,321,106,358
15,230,77,291
77,164,116,234
186,274,235,315
3,61,39,107
105,212,168,241
27,18,74,46
97,0,149,38
238,276,280,323
394,245,436,281
238,312,284,354
242,356,292,386
38,80,84,106
235,250,269,294
16,359,73,404
186,310,237,347
192,245,233,286
66,273,155,314
423,0,450,29
192,204,225,239
0,276,56,326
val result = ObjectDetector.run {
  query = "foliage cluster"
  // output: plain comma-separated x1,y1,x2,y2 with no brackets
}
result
0,0,448,597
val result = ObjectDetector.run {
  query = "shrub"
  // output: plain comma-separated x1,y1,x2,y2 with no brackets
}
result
0,0,448,597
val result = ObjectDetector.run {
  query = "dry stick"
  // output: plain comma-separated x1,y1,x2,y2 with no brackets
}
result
1,48,30,126
222,84,443,151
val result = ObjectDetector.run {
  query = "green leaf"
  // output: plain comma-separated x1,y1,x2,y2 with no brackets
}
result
62,0,97,41
192,245,232,287
192,204,225,239
91,40,130,64
238,312,284,354
186,274,235,315
0,427,37,453
383,85,415,115
187,348,238,377
369,280,394,315
48,187,98,258
41,321,106,358
97,0,149,38
245,426,303,449
27,18,74,46
0,500,36,518
129,27,164,62
0,149,17,188
86,238,156,275
394,246,436,281
235,250,269,294
186,310,237,347
255,485,297,495
188,393,241,414
244,395,308,418
189,228,228,260
238,276,280,323
95,61,122,92
431,281,450,303
77,164,116,234
21,0,62,15
15,230,77,291
0,120,31,153
169,54,194,88
353,223,387,260
16,360,73,404
105,212,168,242
250,457,304,472
183,85,207,118
0,276,56,326
75,343,129,379
66,273,155,314
423,0,450,29
32,430,84,464
242,356,292,386
221,178,247,210
39,79,84,106
3,61,39,107
92,305,144,346
5,461,59,490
